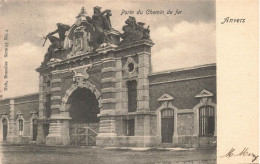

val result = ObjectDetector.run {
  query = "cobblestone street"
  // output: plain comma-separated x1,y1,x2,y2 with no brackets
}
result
0,144,216,164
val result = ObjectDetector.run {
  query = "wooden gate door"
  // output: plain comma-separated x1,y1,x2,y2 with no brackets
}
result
161,109,174,143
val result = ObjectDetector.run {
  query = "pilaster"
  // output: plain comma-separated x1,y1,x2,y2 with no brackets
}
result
37,75,48,144
46,113,71,145
38,75,45,118
137,52,151,111
115,59,125,112
96,57,118,146
36,121,45,144
45,70,66,145
8,99,16,142
50,70,62,115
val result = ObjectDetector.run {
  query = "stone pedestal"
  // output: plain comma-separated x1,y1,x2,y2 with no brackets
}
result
105,28,120,45
46,114,71,145
7,120,16,143
36,119,46,144
173,136,179,147
135,114,151,136
96,114,117,147
46,121,62,145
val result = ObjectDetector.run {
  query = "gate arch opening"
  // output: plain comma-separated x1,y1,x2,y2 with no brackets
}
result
68,88,100,123
66,87,100,145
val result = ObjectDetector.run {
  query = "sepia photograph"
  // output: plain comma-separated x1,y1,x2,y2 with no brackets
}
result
0,0,257,163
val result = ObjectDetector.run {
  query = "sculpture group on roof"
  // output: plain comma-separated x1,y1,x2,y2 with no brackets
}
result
41,6,151,66
120,16,150,44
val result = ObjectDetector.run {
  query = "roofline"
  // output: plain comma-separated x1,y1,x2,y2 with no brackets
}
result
1,93,39,101
149,63,216,76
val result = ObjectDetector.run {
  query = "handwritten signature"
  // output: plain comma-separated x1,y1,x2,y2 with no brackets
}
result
221,147,259,162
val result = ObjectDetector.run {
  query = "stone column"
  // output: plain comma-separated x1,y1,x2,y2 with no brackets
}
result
38,75,45,118
115,58,125,112
46,70,66,145
173,111,179,146
37,75,45,143
96,57,118,146
135,52,151,137
193,107,200,148
50,71,62,115
8,99,16,142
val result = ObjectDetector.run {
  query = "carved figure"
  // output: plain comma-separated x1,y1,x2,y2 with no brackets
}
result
91,6,112,47
41,7,116,66
42,23,70,65
46,23,70,50
64,7,113,52
120,16,150,44
137,22,150,39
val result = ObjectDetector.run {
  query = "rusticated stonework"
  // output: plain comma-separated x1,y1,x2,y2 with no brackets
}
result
177,113,194,135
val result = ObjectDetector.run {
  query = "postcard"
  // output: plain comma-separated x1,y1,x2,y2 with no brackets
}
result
0,0,258,163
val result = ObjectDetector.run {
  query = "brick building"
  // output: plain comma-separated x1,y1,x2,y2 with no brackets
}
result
0,7,216,148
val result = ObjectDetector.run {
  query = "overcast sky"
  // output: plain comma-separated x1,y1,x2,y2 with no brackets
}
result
0,0,215,98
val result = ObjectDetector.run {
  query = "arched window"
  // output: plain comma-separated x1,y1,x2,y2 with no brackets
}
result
18,119,24,136
199,106,215,136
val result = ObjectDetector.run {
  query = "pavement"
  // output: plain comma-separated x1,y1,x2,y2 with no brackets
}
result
0,143,216,164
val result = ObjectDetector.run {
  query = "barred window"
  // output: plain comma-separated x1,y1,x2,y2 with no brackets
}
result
199,106,215,136
162,109,174,118
127,80,137,112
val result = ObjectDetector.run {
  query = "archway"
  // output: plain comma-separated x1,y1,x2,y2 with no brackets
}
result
2,118,8,141
67,87,100,145
156,101,178,144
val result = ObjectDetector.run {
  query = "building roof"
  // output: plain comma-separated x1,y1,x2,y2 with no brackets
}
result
1,93,39,101
150,63,216,76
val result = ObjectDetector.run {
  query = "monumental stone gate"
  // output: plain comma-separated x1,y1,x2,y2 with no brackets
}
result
36,7,157,146
0,6,216,148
